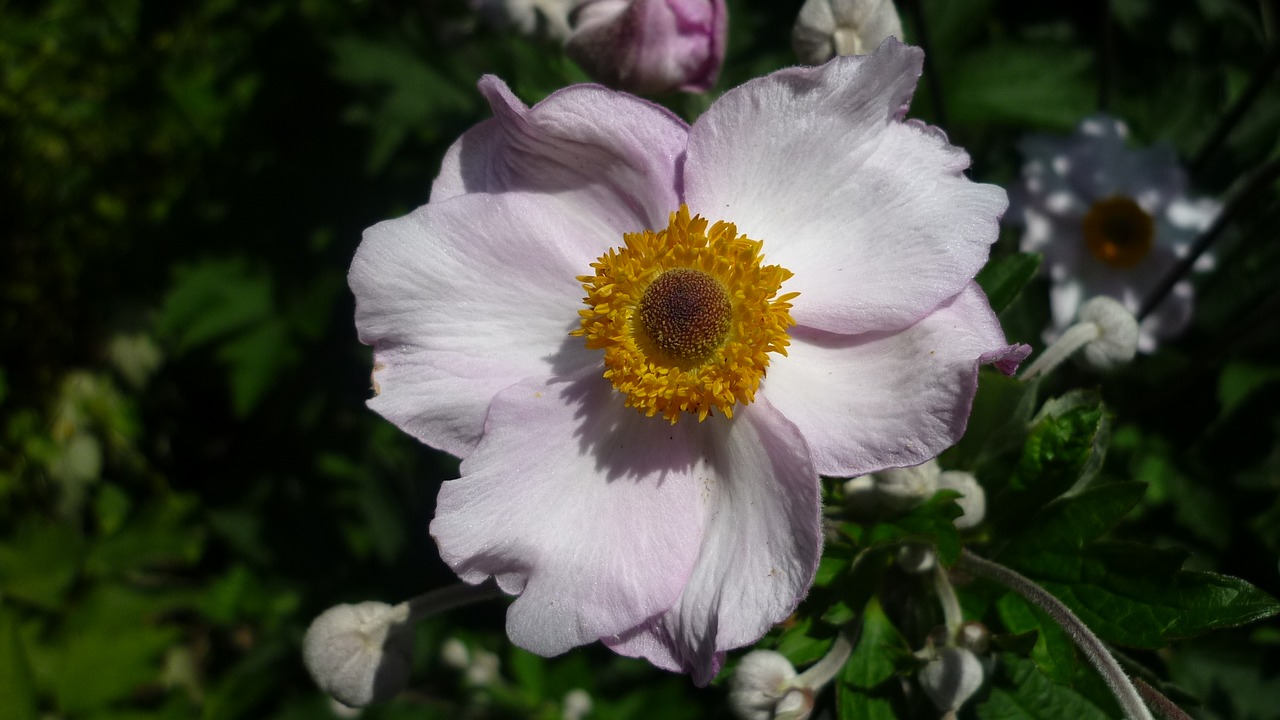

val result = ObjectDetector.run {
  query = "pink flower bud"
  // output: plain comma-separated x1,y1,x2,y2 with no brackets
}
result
565,0,727,94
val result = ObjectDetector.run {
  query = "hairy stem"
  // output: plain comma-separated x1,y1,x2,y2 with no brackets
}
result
404,581,505,624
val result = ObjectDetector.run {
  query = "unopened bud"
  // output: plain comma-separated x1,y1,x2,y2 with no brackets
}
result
302,601,413,708
729,651,799,720
937,470,986,530
774,687,815,720
792,0,904,64
1077,296,1139,372
956,622,990,654
918,647,984,713
563,688,593,720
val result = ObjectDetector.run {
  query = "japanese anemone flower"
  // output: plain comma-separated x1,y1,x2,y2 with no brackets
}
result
1013,115,1220,352
349,39,1026,685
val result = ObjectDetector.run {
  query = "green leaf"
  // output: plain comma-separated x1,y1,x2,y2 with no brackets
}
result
156,259,273,354
837,597,908,720
771,615,836,668
0,522,83,609
842,491,963,565
51,584,186,714
1000,486,1280,647
977,252,1043,314
837,684,899,720
1003,482,1148,555
944,369,1040,474
977,653,1112,720
948,42,1095,128
841,597,909,690
216,318,298,417
996,593,1076,685
0,606,37,720
988,393,1109,533
1217,361,1280,421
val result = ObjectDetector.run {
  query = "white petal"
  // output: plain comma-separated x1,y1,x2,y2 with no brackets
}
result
605,398,822,685
431,371,707,656
684,40,1004,334
430,76,688,233
762,284,1014,477
350,192,608,457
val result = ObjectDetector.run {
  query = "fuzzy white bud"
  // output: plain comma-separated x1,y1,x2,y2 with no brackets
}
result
729,651,800,720
937,470,986,530
302,601,414,708
1077,296,1139,372
793,0,904,64
918,647,985,713
562,688,593,720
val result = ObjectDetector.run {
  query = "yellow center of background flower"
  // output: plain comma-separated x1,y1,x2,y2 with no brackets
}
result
573,206,797,423
1082,195,1155,269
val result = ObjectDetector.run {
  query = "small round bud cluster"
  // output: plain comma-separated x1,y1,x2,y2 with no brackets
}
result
302,601,414,708
844,460,986,529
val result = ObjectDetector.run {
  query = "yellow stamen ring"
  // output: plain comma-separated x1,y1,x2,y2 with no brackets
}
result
572,206,798,423
1082,195,1155,269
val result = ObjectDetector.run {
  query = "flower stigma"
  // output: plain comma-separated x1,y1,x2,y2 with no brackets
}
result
573,206,797,423
1081,195,1154,269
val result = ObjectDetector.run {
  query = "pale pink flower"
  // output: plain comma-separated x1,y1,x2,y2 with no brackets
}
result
349,40,1025,684
565,0,727,94
1013,116,1220,352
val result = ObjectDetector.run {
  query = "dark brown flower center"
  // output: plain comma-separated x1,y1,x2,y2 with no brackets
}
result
638,268,732,361
1082,195,1155,269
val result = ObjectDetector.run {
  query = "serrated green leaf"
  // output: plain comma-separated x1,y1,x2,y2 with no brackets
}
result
52,584,185,714
988,393,1108,533
977,252,1042,314
843,491,963,565
841,597,909,690
1003,483,1148,555
977,653,1112,720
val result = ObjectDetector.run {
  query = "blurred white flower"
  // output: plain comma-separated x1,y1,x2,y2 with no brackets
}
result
792,0,903,64
1012,116,1220,352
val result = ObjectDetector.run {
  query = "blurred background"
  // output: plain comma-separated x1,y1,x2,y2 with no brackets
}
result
1,0,1278,718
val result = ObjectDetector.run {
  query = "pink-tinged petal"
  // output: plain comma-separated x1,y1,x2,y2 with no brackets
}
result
684,39,1005,334
605,398,822,685
430,371,705,656
762,283,1018,478
566,0,728,94
350,192,609,458
429,75,688,232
